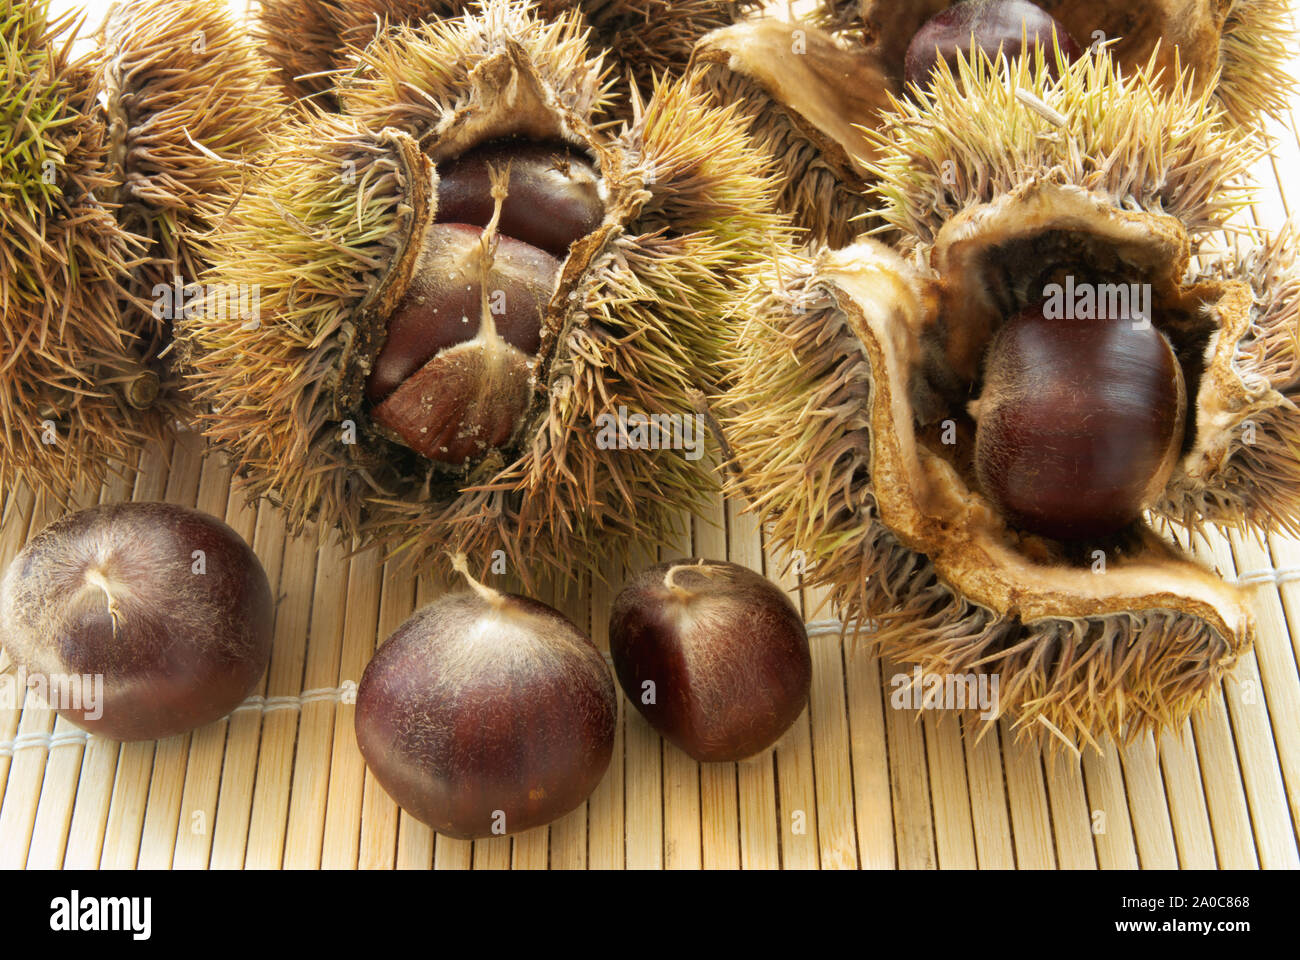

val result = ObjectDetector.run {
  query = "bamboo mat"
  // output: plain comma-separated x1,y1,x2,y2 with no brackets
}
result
3,9,1300,873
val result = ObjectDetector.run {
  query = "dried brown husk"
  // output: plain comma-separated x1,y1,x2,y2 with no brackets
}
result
692,17,896,247
815,0,1295,140
722,49,1272,746
724,227,1253,748
98,0,290,431
180,1,790,584
864,46,1293,534
1154,221,1300,536
0,0,151,506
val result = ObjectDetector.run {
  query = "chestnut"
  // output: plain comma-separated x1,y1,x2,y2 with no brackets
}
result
366,138,609,469
608,559,811,762
904,0,1082,87
436,140,604,258
367,221,559,464
0,502,273,741
365,223,558,404
370,332,533,464
971,300,1187,541
354,556,616,839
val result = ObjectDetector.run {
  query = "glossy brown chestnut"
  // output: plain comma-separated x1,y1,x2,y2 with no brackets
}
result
436,141,604,258
365,223,558,404
972,300,1187,541
0,502,273,741
367,221,559,464
904,0,1082,87
370,332,533,464
354,558,616,839
608,559,811,762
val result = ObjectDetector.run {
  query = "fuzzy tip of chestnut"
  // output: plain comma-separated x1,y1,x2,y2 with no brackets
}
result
608,559,811,763
0,502,273,741
971,300,1187,542
354,554,616,839
904,0,1082,88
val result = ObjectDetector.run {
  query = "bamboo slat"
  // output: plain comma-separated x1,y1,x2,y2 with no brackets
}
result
772,545,821,869
547,571,594,870
662,520,703,870
726,504,781,870
925,715,977,869
696,482,742,870
963,719,1015,869
845,643,896,869
622,542,665,870
1080,747,1139,870
586,565,626,871
1001,725,1056,869
884,659,936,870
802,582,859,869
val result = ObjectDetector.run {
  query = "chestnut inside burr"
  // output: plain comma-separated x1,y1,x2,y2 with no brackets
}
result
366,139,605,466
434,141,604,258
917,229,1214,547
971,299,1187,541
904,0,1082,87
364,224,558,405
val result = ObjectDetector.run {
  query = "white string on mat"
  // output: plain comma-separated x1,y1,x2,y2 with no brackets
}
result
0,684,357,758
5,565,1289,759
233,686,351,714
17,589,1265,759
0,729,92,758
1233,566,1300,587
1,620,889,758
808,618,880,637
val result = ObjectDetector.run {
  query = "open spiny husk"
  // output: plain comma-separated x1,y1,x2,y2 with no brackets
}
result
865,44,1299,535
720,48,1276,747
0,0,151,506
97,0,289,430
861,45,1257,251
180,0,790,585
815,0,1296,142
335,0,614,139
1154,221,1300,536
722,238,1253,749
177,112,422,536
691,17,895,248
